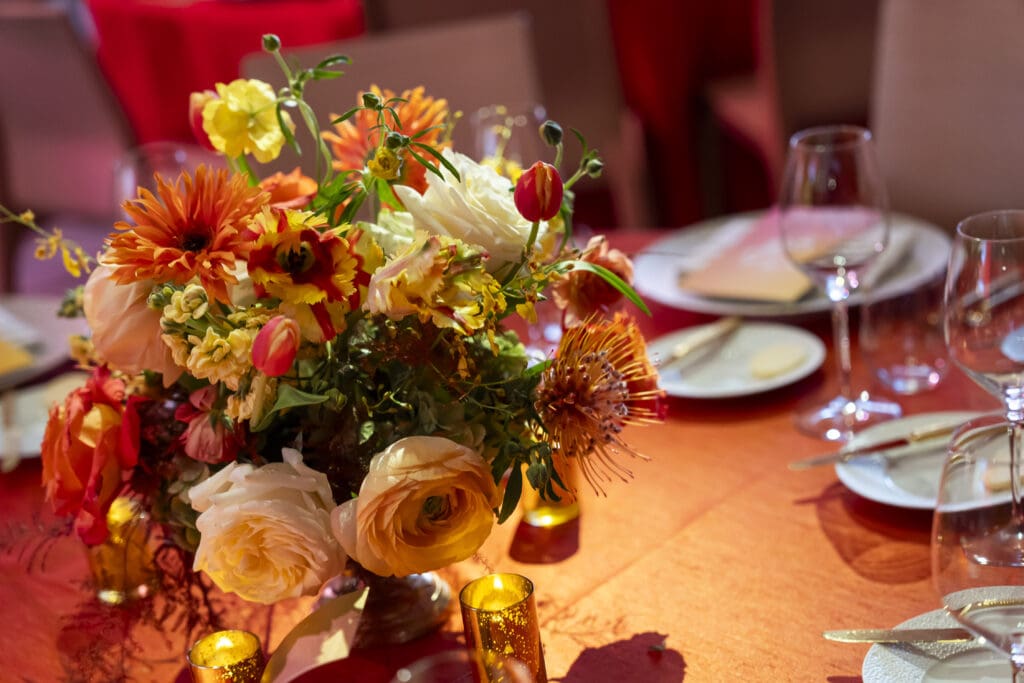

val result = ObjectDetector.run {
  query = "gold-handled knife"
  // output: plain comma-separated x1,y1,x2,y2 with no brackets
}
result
788,421,962,471
823,627,974,644
656,316,742,370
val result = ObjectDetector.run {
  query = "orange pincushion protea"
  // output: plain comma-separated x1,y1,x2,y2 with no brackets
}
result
104,166,267,303
323,86,449,194
536,312,665,495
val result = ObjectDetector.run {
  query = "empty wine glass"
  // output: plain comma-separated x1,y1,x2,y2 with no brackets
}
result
933,210,1024,678
777,125,901,441
933,414,1024,678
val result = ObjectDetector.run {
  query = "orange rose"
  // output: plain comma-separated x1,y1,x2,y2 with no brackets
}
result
259,167,318,210
40,367,139,544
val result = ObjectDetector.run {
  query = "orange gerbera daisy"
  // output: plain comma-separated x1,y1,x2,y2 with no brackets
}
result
323,85,449,194
536,312,666,495
104,166,267,303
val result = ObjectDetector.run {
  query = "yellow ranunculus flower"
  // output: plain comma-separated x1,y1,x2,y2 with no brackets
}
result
331,436,499,576
202,79,293,163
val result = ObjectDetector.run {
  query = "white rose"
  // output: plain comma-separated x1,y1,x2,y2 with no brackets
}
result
83,264,182,385
189,448,346,603
331,436,499,577
394,150,542,271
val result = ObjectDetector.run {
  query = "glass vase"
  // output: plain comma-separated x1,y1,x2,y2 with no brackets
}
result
321,565,453,649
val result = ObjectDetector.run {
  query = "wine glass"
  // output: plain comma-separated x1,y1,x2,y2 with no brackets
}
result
933,414,1024,677
933,210,1024,677
777,125,902,441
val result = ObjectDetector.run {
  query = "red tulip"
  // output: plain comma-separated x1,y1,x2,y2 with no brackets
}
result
514,161,563,222
252,315,300,377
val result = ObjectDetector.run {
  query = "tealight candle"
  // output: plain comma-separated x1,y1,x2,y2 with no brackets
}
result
459,573,546,682
187,630,265,683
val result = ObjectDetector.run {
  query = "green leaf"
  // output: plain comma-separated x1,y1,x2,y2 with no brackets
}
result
251,384,329,432
338,190,367,224
277,104,300,154
411,143,460,181
315,54,351,70
408,148,444,181
375,177,403,209
312,69,343,80
524,359,552,377
330,106,363,125
497,465,523,523
567,260,651,316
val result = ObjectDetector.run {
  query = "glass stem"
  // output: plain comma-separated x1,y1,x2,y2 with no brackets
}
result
831,298,854,401
1010,419,1024,532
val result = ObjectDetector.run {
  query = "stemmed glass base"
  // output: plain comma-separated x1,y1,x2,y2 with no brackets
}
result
794,391,902,442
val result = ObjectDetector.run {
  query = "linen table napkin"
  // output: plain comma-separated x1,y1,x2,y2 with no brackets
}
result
678,209,914,303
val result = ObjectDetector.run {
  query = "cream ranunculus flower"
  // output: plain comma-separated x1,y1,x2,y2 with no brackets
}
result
394,150,542,271
331,436,499,577
83,264,183,385
189,448,346,603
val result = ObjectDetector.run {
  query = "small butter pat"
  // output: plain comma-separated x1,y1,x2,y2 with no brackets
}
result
749,343,807,379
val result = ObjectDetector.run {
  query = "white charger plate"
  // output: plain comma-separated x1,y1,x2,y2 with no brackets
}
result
633,212,950,317
863,608,1005,682
648,322,825,398
834,411,981,509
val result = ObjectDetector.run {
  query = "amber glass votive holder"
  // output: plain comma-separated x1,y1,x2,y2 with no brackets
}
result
459,573,546,682
87,496,157,605
187,630,265,683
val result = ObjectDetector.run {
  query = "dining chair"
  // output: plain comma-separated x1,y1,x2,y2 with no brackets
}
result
0,2,134,293
704,0,879,201
241,9,653,228
869,0,1024,233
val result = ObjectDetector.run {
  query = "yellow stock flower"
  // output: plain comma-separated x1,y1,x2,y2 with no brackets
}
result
203,79,293,163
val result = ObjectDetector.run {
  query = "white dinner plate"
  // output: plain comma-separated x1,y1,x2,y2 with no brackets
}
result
633,212,950,317
648,322,825,399
0,372,89,457
834,411,981,509
863,608,1005,682
0,296,88,391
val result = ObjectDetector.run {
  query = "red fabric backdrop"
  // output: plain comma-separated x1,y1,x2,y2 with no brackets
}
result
85,0,365,144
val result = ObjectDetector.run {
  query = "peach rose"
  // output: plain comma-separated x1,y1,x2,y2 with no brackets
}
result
189,448,345,603
552,235,634,326
331,436,499,577
84,264,182,385
40,367,139,544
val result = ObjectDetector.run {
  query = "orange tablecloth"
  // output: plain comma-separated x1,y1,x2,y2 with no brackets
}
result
0,231,1002,680
85,0,365,144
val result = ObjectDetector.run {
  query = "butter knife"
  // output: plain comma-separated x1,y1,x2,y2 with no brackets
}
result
823,627,974,644
657,316,742,370
788,422,960,471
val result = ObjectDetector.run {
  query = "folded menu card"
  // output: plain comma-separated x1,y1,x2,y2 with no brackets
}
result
677,210,912,303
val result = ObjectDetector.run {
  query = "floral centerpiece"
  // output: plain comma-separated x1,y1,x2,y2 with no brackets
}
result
8,36,664,611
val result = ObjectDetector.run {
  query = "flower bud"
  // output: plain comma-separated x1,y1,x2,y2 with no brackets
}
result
362,92,383,110
585,157,604,179
252,315,300,377
188,90,217,151
514,161,563,222
540,120,563,147
384,131,408,150
262,34,281,52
